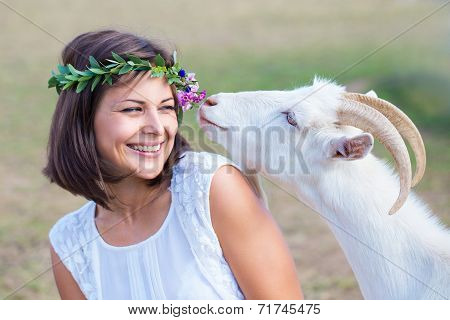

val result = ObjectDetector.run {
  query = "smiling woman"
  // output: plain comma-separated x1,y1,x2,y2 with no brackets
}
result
94,74,178,185
42,30,191,212
43,29,303,300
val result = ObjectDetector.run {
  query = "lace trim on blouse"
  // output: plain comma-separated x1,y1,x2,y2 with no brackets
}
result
170,151,245,299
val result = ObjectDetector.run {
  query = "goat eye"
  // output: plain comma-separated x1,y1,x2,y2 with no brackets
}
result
286,112,298,127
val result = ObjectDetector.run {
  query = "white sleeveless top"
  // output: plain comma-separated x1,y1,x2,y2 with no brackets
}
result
48,151,245,300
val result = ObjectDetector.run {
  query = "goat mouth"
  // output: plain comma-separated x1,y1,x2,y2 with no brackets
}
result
199,113,227,130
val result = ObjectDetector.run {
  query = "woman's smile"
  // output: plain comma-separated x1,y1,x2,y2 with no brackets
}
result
125,141,165,158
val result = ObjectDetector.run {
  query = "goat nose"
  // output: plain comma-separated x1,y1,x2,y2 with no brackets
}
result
204,97,218,107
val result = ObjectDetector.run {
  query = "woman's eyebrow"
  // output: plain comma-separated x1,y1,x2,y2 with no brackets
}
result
119,97,174,104
160,97,174,103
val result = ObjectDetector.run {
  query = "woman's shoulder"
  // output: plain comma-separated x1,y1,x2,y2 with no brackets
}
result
48,201,97,299
175,150,268,208
48,201,94,248
171,151,243,195
170,151,247,299
175,150,242,176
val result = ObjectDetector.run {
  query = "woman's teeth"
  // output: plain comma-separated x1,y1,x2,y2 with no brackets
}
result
128,144,161,153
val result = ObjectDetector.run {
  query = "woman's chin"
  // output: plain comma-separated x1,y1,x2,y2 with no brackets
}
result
131,162,164,179
127,170,160,181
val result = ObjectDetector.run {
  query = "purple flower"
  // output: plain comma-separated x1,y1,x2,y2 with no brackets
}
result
182,103,192,112
178,69,186,77
176,88,207,110
187,73,196,82
190,84,199,93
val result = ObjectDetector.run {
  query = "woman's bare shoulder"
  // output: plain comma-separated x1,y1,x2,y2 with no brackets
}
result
209,165,303,299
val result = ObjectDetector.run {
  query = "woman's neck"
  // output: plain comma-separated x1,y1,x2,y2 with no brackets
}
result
99,178,170,223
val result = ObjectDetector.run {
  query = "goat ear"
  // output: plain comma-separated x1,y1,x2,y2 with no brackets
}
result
330,133,374,160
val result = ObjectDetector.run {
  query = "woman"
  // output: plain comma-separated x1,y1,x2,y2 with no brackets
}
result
43,29,303,299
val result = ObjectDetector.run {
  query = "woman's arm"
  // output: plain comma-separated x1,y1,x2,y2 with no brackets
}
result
50,244,87,299
210,165,304,299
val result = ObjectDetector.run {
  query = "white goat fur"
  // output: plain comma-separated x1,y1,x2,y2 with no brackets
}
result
200,77,450,299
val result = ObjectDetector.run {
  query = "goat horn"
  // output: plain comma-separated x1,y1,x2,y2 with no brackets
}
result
343,92,426,187
338,98,412,215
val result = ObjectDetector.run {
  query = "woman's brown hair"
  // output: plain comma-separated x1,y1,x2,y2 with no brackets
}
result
42,29,192,211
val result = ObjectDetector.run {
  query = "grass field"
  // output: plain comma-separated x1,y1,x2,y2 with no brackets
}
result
0,0,449,299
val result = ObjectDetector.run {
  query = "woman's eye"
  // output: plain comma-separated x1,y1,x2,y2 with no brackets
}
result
122,107,142,112
121,106,175,113
160,105,176,111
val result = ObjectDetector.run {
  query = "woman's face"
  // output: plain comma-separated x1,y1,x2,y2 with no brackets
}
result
94,73,178,180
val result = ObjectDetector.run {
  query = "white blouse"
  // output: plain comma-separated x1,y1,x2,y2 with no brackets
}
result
49,151,245,300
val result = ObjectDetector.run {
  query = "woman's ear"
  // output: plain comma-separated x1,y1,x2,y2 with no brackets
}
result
329,133,374,160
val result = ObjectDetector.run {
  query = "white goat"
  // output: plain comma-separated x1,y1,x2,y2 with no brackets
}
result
197,77,450,299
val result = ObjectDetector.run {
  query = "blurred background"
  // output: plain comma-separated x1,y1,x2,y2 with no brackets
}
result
0,0,448,299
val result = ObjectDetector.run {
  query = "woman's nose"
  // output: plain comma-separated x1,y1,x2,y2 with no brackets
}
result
203,97,218,107
142,109,164,135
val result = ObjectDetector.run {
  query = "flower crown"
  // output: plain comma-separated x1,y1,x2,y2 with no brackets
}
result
48,51,206,124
